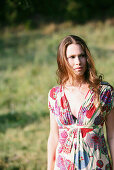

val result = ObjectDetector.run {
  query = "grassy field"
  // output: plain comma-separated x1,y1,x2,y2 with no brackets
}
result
0,21,114,169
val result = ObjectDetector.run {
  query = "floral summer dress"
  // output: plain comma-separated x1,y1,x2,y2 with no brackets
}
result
48,83,114,170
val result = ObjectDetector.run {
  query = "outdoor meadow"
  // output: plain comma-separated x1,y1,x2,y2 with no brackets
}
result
0,21,114,169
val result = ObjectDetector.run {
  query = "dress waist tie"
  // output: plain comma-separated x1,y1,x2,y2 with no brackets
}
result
59,124,102,157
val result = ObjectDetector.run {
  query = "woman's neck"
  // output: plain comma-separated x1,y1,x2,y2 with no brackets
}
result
66,76,87,88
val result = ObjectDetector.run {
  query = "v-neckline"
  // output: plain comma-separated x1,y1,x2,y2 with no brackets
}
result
62,85,91,121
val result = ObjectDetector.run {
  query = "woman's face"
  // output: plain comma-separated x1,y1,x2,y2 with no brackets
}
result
66,43,87,77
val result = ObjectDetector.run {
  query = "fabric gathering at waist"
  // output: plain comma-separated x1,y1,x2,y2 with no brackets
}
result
59,124,102,131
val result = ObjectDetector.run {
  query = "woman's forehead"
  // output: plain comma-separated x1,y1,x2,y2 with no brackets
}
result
66,44,84,57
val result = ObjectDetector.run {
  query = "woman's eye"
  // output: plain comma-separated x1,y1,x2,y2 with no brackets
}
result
79,54,85,58
70,56,75,59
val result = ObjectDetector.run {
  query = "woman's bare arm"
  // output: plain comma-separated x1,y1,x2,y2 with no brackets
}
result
105,107,114,169
47,112,59,170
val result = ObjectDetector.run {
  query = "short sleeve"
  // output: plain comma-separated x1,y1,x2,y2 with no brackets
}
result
100,84,114,116
48,87,57,115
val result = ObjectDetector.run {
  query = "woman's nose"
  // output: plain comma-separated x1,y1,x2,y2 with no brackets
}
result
74,56,80,65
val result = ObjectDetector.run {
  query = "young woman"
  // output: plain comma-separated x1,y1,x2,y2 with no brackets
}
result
47,35,114,170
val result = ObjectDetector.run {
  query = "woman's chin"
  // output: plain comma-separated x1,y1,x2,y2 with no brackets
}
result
74,71,85,77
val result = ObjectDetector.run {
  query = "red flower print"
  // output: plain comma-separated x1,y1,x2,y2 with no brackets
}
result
58,146,63,153
56,155,65,169
58,144,71,154
59,131,72,154
56,155,74,170
61,95,68,109
92,135,99,143
86,104,96,118
60,85,63,92
50,88,57,100
65,159,74,170
73,130,77,138
59,130,68,144
86,133,101,151
96,160,104,168
81,128,93,138
61,130,68,138
63,144,72,154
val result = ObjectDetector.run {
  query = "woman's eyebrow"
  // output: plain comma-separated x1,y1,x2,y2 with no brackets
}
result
78,52,85,56
67,52,85,58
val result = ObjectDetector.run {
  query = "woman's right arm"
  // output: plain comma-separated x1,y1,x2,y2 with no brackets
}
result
47,111,59,170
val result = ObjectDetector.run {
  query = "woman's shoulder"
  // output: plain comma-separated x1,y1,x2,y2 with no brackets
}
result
48,85,62,100
100,81,113,93
100,81,114,102
100,81,114,114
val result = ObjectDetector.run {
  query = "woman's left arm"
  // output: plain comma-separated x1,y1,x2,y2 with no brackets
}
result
105,107,114,169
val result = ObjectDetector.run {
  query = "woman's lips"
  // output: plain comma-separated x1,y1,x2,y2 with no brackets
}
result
73,67,83,70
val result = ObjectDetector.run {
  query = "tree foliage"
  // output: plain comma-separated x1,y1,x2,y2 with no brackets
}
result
0,0,114,28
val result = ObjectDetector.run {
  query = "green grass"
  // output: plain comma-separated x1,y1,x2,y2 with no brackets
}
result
0,21,114,169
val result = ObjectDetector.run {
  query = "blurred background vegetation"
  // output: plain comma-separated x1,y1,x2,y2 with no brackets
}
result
0,0,114,169
0,0,114,29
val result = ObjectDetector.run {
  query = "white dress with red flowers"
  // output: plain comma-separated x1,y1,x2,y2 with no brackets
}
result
48,84,113,170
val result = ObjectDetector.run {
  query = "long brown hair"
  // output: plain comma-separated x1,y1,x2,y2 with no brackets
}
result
56,35,102,102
